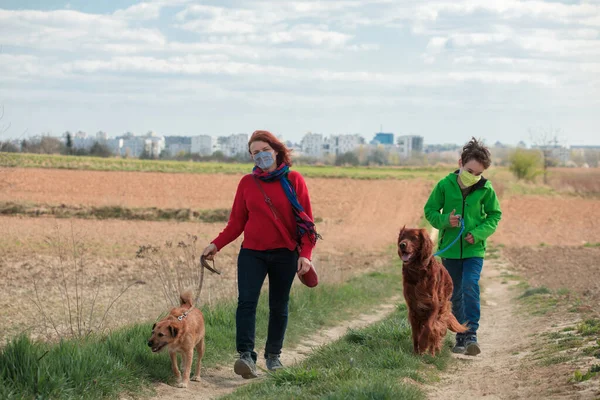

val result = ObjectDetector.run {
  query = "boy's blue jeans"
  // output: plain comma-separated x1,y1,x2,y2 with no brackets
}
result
442,257,483,335
236,248,298,362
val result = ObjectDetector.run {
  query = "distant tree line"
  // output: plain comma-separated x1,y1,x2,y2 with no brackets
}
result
0,135,114,158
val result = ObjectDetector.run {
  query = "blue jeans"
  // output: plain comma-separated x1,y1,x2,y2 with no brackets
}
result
236,248,298,362
442,257,483,335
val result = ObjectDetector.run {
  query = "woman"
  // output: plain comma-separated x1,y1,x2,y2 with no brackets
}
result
202,130,319,379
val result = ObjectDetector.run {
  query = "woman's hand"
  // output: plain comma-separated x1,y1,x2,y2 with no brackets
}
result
202,243,218,260
297,257,312,275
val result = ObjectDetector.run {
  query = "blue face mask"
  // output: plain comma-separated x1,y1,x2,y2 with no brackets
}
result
254,151,275,170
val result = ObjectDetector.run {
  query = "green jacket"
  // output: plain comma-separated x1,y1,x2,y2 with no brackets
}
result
424,171,502,259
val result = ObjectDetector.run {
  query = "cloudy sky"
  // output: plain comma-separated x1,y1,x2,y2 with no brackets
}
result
0,0,599,145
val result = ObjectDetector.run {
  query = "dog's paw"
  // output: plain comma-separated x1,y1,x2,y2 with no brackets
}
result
191,375,201,382
176,382,188,388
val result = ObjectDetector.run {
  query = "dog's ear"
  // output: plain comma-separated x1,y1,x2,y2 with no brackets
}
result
151,323,156,331
168,325,179,338
419,229,433,262
398,225,406,242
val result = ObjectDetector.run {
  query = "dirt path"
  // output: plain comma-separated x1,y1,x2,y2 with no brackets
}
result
425,257,596,400
426,258,534,399
150,297,400,400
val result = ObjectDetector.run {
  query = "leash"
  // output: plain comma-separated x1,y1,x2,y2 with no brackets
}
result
433,217,465,257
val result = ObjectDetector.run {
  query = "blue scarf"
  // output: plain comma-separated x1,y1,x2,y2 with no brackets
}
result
253,164,321,246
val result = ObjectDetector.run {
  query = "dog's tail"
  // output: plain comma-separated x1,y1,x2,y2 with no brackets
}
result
447,314,468,333
180,290,194,308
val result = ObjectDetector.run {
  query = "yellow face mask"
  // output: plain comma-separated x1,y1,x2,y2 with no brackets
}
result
460,169,481,187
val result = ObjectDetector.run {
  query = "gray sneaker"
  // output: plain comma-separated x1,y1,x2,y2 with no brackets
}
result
234,352,258,379
452,335,466,354
266,353,284,371
464,335,481,356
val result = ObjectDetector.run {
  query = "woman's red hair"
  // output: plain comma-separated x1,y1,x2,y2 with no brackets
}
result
248,130,293,167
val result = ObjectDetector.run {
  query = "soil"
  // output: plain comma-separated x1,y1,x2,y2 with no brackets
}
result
0,169,431,341
504,246,600,307
491,196,600,247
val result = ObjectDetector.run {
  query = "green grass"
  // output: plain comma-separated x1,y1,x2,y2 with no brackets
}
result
1,153,448,181
577,319,600,336
573,364,600,382
0,260,405,399
583,242,600,248
505,182,558,196
486,244,501,260
539,355,572,366
221,304,449,400
515,280,600,376
498,271,524,281
519,286,551,298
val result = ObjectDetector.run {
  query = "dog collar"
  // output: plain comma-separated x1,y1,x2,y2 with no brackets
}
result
177,307,193,321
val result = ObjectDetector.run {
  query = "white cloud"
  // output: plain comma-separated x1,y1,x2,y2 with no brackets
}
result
113,2,163,20
0,9,166,52
416,0,600,25
0,0,599,144
175,4,355,48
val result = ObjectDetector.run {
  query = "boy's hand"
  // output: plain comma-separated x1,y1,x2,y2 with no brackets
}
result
449,209,461,227
465,233,474,244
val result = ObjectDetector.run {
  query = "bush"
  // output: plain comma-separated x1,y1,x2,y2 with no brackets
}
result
0,141,19,153
508,149,541,181
335,152,359,166
367,149,388,166
89,142,114,157
21,137,65,155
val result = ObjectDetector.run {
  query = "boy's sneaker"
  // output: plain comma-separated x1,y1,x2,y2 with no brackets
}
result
452,334,466,354
464,335,481,356
266,353,284,371
234,352,258,379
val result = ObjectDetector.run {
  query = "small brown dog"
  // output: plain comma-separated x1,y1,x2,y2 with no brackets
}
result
397,227,467,356
147,290,206,388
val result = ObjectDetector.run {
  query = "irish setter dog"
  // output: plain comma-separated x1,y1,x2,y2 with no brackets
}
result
397,227,467,356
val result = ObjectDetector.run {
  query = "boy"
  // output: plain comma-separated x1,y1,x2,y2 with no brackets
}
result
424,137,502,356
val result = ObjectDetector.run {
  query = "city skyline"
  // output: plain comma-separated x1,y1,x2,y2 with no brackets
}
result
1,1,599,146
10,128,589,149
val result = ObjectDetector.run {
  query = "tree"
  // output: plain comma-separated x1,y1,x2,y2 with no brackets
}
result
159,149,171,159
65,132,73,155
139,148,153,160
508,148,541,181
367,148,388,166
0,141,19,152
529,127,562,184
89,142,113,158
570,150,585,167
39,136,65,154
583,149,600,168
0,105,10,135
357,145,368,165
212,150,226,161
335,151,359,166
387,151,400,166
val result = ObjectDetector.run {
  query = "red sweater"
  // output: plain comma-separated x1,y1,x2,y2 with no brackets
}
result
212,171,316,260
